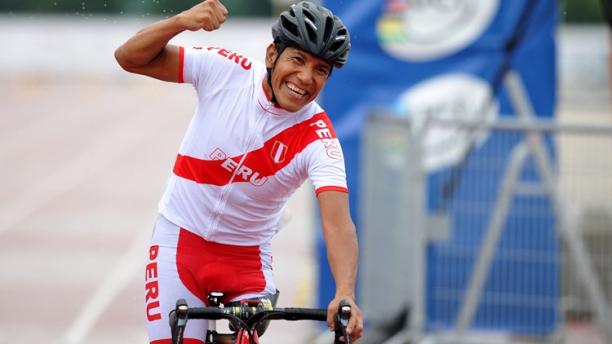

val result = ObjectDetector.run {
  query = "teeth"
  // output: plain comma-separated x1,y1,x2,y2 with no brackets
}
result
286,82,306,96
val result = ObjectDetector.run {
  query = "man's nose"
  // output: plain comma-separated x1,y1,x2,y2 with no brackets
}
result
296,67,314,84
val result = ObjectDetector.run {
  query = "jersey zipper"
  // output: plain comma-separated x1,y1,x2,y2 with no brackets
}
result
205,109,265,240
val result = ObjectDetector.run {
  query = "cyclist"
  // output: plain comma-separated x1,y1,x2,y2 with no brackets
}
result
115,0,363,342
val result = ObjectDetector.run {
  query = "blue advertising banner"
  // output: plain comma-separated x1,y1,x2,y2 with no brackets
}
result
319,0,558,336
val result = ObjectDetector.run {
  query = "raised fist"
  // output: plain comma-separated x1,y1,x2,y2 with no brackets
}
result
178,0,229,32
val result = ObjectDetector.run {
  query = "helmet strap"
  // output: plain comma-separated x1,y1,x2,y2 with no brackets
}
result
266,66,278,104
266,42,287,105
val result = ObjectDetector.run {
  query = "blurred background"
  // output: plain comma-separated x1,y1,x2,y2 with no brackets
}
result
0,0,611,343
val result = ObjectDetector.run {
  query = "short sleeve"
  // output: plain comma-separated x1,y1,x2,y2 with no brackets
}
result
309,151,348,197
180,46,210,87
301,113,348,196
178,47,241,89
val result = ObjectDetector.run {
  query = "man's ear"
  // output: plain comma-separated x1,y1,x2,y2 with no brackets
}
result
265,43,278,69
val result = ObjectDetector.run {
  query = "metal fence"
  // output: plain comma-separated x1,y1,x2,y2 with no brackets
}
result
359,74,612,344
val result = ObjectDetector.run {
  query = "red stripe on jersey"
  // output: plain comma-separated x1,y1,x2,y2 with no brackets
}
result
173,112,339,186
178,46,185,83
315,186,349,197
174,153,246,186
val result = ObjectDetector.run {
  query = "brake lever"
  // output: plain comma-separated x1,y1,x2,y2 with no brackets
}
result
170,298,189,344
334,299,351,344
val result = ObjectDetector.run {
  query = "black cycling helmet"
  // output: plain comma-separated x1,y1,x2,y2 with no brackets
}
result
272,1,351,68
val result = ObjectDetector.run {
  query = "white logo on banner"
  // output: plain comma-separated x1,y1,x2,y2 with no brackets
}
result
396,74,498,171
377,0,499,61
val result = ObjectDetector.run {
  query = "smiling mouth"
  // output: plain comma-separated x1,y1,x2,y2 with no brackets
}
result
285,82,308,98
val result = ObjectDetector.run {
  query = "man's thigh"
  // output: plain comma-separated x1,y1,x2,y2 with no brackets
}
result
145,215,207,344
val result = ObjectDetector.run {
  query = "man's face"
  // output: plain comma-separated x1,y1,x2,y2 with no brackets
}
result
265,44,332,112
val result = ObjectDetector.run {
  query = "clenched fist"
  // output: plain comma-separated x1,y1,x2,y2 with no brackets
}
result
177,0,228,32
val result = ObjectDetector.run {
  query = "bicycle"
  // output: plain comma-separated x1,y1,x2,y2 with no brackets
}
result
169,291,352,344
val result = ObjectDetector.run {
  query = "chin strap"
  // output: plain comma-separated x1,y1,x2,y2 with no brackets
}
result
266,66,278,105
266,41,289,105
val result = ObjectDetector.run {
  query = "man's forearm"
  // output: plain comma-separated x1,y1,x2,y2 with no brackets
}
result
325,224,359,297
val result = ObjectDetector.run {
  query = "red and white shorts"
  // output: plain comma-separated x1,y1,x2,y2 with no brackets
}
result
144,215,277,344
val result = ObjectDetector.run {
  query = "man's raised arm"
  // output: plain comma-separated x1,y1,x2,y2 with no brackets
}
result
114,0,228,82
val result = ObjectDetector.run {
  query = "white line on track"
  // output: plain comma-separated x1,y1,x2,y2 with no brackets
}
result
61,226,150,344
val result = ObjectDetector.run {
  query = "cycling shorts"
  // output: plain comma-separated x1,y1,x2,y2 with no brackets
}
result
145,214,277,344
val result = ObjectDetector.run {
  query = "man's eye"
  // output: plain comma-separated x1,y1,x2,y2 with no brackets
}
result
292,56,304,64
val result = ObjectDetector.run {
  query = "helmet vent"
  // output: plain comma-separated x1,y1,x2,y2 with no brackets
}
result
304,17,317,32
323,16,334,42
281,16,299,37
305,20,317,42
330,39,344,52
303,8,315,22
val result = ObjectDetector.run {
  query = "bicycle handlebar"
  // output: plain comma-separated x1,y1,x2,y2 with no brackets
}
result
184,305,327,321
170,298,352,344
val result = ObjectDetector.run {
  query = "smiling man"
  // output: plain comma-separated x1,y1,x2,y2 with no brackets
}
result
114,1,363,343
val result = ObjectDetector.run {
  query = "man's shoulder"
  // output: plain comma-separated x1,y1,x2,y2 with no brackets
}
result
297,102,337,131
297,100,325,120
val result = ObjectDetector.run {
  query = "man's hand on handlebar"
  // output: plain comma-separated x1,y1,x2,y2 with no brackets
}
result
327,296,363,342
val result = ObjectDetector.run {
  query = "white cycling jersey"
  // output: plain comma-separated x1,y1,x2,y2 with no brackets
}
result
158,45,348,246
